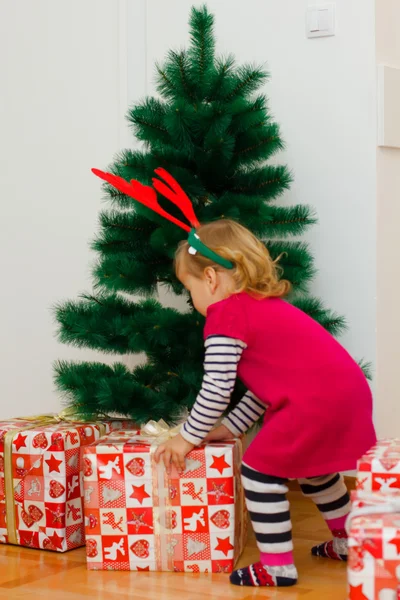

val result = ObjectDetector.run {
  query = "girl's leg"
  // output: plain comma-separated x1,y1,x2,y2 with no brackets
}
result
298,473,351,561
230,462,298,587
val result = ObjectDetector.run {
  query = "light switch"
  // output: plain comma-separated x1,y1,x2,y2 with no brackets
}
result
306,3,335,38
308,10,319,32
318,9,330,31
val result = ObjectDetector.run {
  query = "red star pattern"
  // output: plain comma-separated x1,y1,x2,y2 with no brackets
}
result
13,433,28,452
137,566,150,571
389,533,400,554
128,511,148,533
130,484,150,505
207,482,232,503
45,454,63,473
356,477,368,491
209,454,230,475
349,584,369,600
214,536,234,556
46,507,65,525
216,563,230,573
47,531,64,550
20,532,36,547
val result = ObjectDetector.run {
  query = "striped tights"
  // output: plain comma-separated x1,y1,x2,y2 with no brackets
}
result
231,463,351,586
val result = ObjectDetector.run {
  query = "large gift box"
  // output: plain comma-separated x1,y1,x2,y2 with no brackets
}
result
347,491,400,599
83,425,247,572
357,439,400,494
0,415,136,552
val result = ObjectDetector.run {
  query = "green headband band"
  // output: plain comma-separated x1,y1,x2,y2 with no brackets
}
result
187,228,234,270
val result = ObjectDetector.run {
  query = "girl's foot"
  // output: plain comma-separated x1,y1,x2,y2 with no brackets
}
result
230,562,298,587
312,528,348,561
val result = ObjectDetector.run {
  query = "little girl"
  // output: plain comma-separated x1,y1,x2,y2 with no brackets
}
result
155,218,376,588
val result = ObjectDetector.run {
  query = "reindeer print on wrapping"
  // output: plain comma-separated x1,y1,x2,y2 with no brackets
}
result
357,438,400,493
0,418,135,552
82,431,247,572
348,490,400,599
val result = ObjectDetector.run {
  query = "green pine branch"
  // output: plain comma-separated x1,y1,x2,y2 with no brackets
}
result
55,294,204,362
231,165,292,197
188,5,215,96
267,241,316,292
128,97,170,147
291,297,347,336
54,5,354,422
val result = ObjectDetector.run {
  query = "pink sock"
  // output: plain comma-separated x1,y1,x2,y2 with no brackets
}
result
260,551,294,567
326,515,348,533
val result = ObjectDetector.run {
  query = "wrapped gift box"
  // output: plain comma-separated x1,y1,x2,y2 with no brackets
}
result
83,429,247,572
348,491,400,599
0,416,136,552
357,439,400,494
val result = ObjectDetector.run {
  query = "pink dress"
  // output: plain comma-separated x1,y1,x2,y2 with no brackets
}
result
204,293,376,479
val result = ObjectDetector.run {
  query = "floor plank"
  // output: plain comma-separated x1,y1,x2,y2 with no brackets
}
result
0,492,348,599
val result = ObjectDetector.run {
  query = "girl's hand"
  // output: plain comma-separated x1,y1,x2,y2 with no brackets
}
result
154,433,194,474
203,424,235,443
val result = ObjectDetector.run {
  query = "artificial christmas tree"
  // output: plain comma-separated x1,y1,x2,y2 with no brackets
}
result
55,5,346,424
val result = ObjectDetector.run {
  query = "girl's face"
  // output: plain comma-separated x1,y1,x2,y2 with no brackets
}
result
178,267,233,317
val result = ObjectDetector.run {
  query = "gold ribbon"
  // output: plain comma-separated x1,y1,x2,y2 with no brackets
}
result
233,436,247,565
139,420,247,571
10,406,111,425
3,410,109,546
140,419,181,442
345,492,400,535
139,419,181,571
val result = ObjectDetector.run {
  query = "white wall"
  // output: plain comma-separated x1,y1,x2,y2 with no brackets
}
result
135,0,377,366
0,0,126,418
376,0,400,437
0,0,379,426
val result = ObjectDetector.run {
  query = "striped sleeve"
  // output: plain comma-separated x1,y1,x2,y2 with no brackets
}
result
181,335,245,445
222,390,266,436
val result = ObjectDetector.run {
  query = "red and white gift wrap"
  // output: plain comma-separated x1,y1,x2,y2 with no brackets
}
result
0,415,136,552
347,492,400,599
83,424,247,572
357,439,400,494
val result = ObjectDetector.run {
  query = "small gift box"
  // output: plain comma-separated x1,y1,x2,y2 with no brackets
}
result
83,421,247,572
347,492,400,599
357,439,400,494
0,413,136,551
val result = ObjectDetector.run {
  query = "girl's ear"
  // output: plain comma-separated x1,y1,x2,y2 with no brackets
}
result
204,266,218,293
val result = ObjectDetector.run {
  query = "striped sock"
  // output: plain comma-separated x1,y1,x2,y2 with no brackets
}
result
299,473,350,561
230,463,298,587
311,528,348,561
230,562,298,587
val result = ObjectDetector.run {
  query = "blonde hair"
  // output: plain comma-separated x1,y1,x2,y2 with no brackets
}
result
174,219,290,298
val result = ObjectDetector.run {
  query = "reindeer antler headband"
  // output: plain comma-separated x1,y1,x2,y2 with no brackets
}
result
92,167,234,270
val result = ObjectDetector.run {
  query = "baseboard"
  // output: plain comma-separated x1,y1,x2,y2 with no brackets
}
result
288,476,356,491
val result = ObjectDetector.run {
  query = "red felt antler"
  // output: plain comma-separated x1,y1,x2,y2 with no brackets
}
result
92,169,193,232
152,168,200,229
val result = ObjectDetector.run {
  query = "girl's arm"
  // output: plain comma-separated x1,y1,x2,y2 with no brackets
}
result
180,335,246,445
221,390,265,436
204,391,265,442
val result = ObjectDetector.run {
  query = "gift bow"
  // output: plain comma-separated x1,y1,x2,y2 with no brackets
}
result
346,493,400,534
12,406,111,425
138,419,183,571
140,419,182,443
3,408,110,546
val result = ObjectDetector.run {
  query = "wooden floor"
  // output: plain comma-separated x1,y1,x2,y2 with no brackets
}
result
0,491,348,599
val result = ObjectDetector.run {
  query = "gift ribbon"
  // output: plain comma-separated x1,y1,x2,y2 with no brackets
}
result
138,419,247,571
140,419,182,442
3,410,109,546
345,494,400,535
140,419,181,571
234,437,246,565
